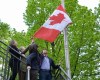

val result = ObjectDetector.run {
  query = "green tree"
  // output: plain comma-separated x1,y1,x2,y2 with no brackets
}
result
0,20,10,41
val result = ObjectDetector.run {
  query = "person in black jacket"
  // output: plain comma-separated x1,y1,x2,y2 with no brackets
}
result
26,43,40,80
8,40,20,80
39,49,59,80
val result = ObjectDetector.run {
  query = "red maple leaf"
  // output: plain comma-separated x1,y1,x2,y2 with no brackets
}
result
49,13,65,25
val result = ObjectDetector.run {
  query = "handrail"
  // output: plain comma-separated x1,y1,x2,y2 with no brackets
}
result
60,73,67,80
54,68,61,79
0,46,10,58
0,40,26,58
0,47,26,65
53,66,71,80
60,66,72,80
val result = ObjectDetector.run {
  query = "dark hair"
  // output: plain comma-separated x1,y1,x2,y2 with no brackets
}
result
9,40,17,47
29,43,38,54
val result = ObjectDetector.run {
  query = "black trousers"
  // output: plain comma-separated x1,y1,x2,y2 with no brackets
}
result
9,58,19,80
30,69,38,80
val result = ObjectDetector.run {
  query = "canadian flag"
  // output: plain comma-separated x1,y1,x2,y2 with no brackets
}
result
34,5,72,42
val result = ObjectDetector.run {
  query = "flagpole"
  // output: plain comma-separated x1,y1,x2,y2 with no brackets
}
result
61,0,71,80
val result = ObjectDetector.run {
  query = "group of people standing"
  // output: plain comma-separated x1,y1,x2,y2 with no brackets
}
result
8,39,59,80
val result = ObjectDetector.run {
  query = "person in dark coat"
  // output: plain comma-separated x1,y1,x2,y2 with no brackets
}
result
8,40,20,80
39,49,59,80
26,43,40,80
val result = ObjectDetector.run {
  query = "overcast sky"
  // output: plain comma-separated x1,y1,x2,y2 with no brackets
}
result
0,0,28,32
0,0,99,32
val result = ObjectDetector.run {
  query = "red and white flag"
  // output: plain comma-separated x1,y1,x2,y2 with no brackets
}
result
34,5,72,42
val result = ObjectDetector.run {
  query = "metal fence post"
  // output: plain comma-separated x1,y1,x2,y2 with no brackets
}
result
27,66,31,80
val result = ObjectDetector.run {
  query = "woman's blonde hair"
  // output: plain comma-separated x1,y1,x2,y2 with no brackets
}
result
19,46,25,52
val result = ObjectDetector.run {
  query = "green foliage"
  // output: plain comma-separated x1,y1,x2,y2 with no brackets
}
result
0,20,10,40
9,29,29,47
